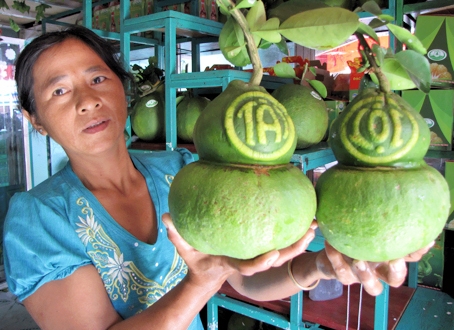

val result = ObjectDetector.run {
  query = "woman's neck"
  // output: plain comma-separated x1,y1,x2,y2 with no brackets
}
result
68,145,139,194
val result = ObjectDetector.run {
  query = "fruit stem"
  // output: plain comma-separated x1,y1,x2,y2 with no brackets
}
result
355,32,390,94
223,0,263,86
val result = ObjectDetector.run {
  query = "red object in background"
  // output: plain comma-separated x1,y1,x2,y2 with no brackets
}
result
316,35,389,74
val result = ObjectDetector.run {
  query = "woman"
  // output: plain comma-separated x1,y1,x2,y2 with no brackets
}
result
3,25,431,329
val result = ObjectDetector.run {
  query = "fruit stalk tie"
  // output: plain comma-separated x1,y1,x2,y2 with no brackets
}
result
287,258,320,291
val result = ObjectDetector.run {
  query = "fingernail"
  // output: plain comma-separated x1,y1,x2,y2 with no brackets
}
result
391,259,406,272
355,260,367,271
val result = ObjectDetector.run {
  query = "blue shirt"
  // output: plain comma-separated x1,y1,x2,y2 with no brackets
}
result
3,149,203,329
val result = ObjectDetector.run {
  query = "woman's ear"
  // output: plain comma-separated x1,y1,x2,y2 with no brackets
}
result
22,109,47,136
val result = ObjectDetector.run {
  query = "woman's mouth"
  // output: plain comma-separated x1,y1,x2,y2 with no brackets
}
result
83,120,109,134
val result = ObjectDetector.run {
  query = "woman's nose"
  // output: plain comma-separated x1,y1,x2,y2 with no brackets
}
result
76,88,102,113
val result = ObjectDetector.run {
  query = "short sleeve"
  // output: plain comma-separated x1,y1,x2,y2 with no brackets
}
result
174,147,195,167
3,192,90,301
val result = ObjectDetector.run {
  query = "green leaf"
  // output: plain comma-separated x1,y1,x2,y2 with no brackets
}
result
278,7,360,50
372,44,385,66
246,0,266,47
394,50,431,93
35,3,51,22
360,0,382,16
224,44,246,57
216,0,230,16
356,22,379,43
371,57,417,91
273,62,298,79
387,23,427,55
254,18,281,43
258,39,273,49
275,38,290,55
235,0,256,10
0,0,9,10
307,79,327,99
9,18,20,32
268,0,328,23
308,67,316,76
369,18,388,29
12,1,30,14
219,16,251,67
377,14,394,23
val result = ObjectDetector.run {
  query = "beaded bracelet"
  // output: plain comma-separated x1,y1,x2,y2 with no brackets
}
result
287,258,321,291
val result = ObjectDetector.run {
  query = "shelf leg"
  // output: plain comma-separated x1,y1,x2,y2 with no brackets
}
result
374,282,389,330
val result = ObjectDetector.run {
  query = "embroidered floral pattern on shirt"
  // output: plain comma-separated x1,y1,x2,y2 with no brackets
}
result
75,197,187,306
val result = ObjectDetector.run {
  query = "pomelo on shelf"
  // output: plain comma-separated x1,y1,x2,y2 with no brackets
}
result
131,90,165,142
177,94,210,143
272,84,329,149
169,161,316,259
315,163,450,262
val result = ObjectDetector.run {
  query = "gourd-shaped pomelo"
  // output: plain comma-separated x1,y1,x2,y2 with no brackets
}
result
177,95,210,143
131,89,165,142
272,84,329,149
169,80,317,259
316,87,450,262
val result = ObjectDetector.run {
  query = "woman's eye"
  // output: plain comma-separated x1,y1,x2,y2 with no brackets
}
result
53,88,66,96
93,76,106,84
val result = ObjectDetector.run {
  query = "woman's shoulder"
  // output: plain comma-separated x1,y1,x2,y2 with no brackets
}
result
130,148,195,171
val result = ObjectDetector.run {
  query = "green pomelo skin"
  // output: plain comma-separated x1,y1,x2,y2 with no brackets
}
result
131,92,165,141
193,80,297,166
272,84,329,149
177,96,210,142
169,161,317,259
315,164,450,262
329,88,430,167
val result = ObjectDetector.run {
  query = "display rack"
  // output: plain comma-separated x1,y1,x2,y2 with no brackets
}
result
40,1,454,329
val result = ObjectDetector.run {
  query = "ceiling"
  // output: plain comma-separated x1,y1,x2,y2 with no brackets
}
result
0,0,82,35
0,0,453,38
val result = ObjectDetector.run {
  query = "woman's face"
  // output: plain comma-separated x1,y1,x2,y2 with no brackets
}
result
29,38,128,157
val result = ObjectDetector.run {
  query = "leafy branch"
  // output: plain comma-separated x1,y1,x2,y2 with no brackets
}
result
217,0,431,94
0,0,51,32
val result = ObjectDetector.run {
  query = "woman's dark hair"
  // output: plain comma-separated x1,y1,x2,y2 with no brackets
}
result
15,25,134,116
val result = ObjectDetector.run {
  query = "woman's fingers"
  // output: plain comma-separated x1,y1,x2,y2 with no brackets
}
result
373,258,407,288
351,260,384,296
162,213,196,255
269,225,317,267
404,241,435,262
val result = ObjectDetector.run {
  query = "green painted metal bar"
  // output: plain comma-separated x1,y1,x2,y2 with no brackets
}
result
289,291,304,328
407,262,418,289
165,17,178,150
403,0,454,13
82,0,92,29
208,293,293,329
374,282,390,330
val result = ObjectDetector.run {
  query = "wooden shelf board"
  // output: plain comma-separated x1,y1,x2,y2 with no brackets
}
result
217,282,415,330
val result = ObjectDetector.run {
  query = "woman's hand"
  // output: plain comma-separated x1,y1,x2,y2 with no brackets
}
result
315,241,435,296
162,213,317,290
